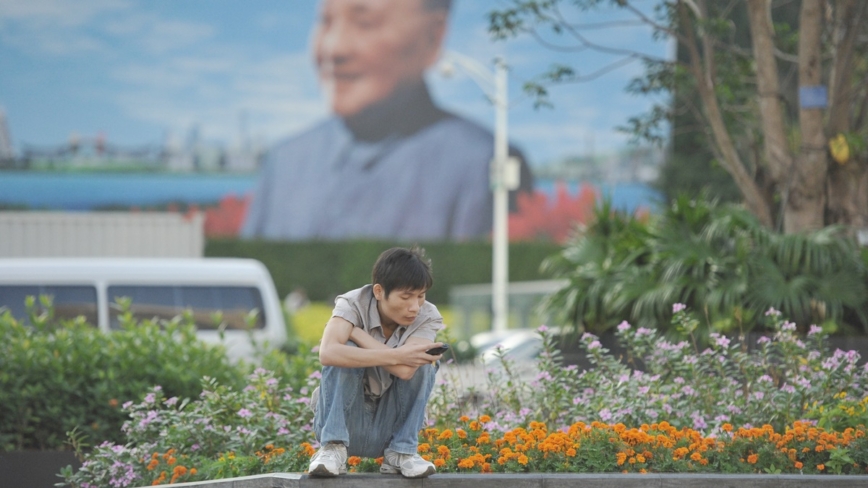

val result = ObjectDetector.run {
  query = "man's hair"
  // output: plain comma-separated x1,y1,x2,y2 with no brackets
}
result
372,246,434,297
423,0,452,12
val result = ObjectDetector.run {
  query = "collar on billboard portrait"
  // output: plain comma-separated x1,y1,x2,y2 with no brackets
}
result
342,81,449,142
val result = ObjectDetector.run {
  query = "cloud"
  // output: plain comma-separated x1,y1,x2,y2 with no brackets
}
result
0,0,129,26
103,12,216,54
111,49,325,144
0,0,131,55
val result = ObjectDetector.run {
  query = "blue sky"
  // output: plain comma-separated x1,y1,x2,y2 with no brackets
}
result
0,0,670,167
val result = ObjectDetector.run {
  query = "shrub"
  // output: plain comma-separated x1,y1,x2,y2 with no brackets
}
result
61,367,321,487
432,307,868,435
60,307,868,485
0,297,245,451
542,196,868,337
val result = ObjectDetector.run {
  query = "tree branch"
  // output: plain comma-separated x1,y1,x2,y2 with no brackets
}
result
827,0,865,134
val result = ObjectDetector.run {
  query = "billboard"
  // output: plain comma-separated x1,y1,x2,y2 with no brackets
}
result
0,0,666,243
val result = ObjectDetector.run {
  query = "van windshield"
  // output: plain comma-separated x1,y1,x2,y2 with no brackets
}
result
0,285,98,325
108,285,266,330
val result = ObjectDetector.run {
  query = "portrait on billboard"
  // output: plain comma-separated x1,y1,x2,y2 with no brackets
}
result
240,0,534,242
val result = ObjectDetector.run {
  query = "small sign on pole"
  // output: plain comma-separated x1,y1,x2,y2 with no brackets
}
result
799,85,827,109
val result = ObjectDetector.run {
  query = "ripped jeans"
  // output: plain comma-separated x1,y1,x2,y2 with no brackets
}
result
312,347,437,458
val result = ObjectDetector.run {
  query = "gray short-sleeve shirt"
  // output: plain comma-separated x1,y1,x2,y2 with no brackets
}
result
332,284,444,398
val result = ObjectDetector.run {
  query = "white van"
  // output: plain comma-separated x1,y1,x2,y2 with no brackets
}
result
0,258,286,362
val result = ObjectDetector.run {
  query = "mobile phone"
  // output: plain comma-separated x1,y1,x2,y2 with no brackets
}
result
425,344,449,356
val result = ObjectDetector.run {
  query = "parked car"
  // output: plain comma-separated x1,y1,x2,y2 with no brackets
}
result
0,257,286,362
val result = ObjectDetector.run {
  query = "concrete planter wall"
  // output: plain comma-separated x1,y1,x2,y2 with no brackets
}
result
0,450,80,488
137,472,868,488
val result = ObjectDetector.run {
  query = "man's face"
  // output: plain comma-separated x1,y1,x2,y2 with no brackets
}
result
313,0,446,117
375,285,426,327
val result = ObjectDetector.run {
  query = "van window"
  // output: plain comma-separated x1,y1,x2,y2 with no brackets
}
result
107,285,266,330
0,285,98,325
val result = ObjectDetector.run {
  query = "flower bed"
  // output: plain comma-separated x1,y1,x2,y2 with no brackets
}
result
60,307,868,486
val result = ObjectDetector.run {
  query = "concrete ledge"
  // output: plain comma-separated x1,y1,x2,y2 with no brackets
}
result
147,472,868,488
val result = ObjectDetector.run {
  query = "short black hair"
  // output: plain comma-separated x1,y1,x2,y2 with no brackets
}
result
423,0,452,12
372,246,434,297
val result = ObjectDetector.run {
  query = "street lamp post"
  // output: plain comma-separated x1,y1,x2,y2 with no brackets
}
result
440,52,519,333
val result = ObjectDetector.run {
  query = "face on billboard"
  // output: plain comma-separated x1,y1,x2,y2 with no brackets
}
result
313,0,447,117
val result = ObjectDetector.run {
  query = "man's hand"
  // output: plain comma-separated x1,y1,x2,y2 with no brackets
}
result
394,341,446,367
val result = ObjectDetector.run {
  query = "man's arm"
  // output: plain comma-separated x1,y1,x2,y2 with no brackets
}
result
318,316,444,380
348,327,441,380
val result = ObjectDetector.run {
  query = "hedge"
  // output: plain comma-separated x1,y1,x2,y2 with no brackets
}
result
205,239,563,304
0,306,245,451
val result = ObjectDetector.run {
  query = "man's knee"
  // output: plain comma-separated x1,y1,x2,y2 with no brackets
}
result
402,363,437,388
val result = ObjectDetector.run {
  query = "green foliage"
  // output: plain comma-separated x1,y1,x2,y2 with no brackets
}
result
59,308,868,484
205,239,561,305
542,196,868,336
541,198,655,334
0,301,245,452
61,366,320,487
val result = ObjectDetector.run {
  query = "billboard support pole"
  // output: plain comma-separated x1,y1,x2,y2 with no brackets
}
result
491,58,509,333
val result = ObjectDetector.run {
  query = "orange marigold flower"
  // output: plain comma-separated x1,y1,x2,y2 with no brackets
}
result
722,423,733,432
459,415,470,422
190,468,197,475
795,461,803,470
566,448,577,457
747,454,758,464
348,456,361,467
438,429,454,440
457,429,468,439
690,452,702,462
434,458,446,468
479,415,492,423
469,421,482,431
438,445,451,457
616,452,627,466
375,457,384,465
418,443,430,453
518,454,528,465
636,454,646,463
817,464,825,471
457,458,474,469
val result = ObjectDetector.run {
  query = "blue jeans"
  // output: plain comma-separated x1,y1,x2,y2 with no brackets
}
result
313,348,437,458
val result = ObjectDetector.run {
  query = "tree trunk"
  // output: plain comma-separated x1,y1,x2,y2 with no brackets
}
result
786,0,827,233
827,162,868,228
825,0,868,229
746,0,793,185
678,0,774,228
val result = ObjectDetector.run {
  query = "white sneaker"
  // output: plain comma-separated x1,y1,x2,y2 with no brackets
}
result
308,442,347,477
380,448,436,478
